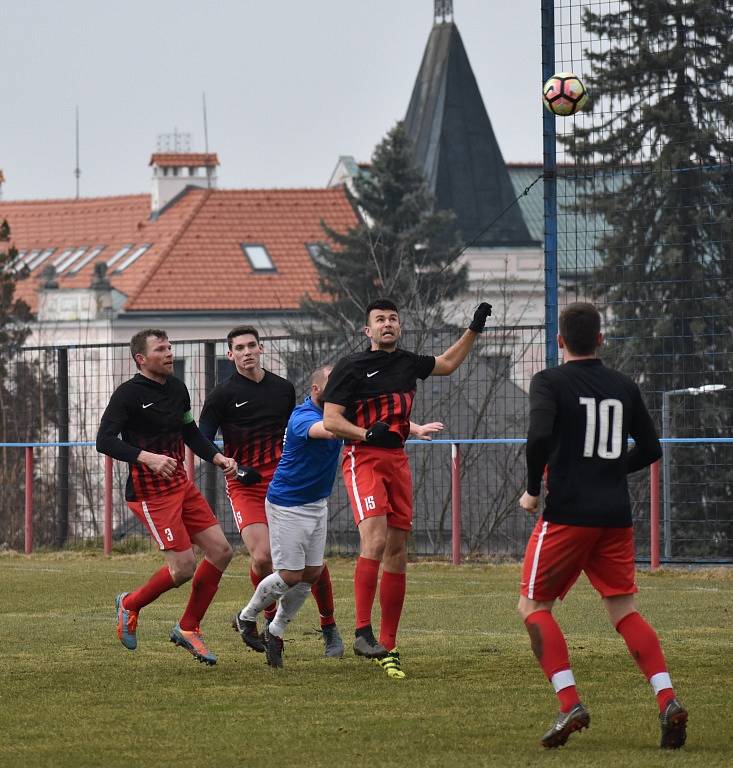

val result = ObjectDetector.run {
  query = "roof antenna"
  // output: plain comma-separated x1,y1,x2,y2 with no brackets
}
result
202,92,211,188
74,106,81,199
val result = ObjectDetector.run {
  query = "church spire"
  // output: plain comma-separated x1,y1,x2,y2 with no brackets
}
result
434,1,453,24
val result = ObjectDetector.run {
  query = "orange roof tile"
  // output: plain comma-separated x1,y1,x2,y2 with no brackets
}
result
0,186,357,314
149,153,219,168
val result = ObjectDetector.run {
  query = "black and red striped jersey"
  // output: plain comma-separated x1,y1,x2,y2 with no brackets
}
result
199,370,296,469
323,348,435,445
96,373,210,501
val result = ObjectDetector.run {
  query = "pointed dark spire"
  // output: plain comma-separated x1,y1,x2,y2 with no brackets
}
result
405,19,537,247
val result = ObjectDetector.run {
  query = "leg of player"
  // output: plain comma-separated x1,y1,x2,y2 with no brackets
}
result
241,522,277,623
518,596,590,748
373,525,408,679
264,565,323,668
310,563,343,657
169,526,232,666
604,594,688,749
353,516,388,659
115,560,181,651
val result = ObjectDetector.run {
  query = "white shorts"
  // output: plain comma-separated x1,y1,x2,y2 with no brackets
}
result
265,497,328,571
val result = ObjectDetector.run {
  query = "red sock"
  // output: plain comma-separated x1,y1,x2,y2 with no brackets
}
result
179,559,223,631
311,564,336,628
250,566,277,621
354,556,380,629
379,570,406,651
525,610,580,712
124,566,175,613
615,611,675,711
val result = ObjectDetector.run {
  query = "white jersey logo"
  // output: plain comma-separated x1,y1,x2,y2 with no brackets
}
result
142,402,154,409
366,371,380,378
235,401,248,408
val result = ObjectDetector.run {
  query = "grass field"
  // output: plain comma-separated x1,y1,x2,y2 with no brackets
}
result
1,553,731,768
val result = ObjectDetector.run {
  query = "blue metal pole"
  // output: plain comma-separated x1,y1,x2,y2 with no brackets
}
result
541,0,558,368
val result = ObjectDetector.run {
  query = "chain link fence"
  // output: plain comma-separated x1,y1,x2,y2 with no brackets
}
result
4,324,730,560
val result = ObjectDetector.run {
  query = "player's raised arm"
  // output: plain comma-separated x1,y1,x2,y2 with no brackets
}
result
432,302,492,376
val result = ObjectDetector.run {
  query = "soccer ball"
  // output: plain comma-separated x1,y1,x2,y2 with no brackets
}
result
542,72,588,117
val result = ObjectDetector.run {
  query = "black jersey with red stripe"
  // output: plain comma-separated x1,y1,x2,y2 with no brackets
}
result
323,348,435,445
96,374,192,501
199,370,296,469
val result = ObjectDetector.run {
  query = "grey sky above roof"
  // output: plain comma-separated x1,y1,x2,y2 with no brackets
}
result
1,1,541,201
405,19,538,247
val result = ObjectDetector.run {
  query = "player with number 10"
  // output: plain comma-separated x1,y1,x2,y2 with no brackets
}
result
517,302,687,750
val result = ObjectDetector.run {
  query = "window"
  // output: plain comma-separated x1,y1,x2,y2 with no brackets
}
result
21,250,40,268
106,245,133,268
52,248,74,267
69,245,106,274
114,244,151,273
241,244,275,271
28,248,55,271
57,247,87,273
306,242,332,268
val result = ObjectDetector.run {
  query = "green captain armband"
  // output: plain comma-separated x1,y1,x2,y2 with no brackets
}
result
182,409,195,425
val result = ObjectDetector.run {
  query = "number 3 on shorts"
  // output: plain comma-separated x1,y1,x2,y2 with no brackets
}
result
164,527,174,542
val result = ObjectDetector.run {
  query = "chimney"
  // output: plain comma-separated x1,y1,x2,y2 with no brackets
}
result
149,152,219,215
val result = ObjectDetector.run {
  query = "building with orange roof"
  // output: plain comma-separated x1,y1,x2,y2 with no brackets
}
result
0,153,359,348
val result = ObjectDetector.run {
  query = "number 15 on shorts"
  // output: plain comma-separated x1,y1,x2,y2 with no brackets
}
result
364,496,376,510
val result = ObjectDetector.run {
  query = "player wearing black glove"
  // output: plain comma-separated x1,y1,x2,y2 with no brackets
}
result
364,421,403,449
469,302,492,333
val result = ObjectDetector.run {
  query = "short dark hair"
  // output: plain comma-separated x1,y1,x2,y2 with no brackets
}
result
365,298,399,324
227,325,260,349
130,329,167,367
559,302,601,355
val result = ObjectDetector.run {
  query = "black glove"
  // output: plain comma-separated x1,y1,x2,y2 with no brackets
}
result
235,464,262,486
469,302,492,333
364,421,403,448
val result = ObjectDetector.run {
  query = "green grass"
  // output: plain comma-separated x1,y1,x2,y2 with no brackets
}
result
1,553,731,768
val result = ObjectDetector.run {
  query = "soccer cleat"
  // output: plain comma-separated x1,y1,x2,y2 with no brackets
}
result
169,623,217,665
353,625,387,659
540,703,590,748
659,698,688,749
231,613,265,653
374,648,406,679
265,631,284,668
322,623,344,658
115,592,138,651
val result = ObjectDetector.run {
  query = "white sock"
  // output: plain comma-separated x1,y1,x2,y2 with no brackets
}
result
268,582,311,638
240,573,289,622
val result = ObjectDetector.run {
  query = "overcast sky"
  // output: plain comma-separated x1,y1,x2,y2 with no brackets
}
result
2,0,542,200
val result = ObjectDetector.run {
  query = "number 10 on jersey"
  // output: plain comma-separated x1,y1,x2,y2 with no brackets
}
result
579,397,623,459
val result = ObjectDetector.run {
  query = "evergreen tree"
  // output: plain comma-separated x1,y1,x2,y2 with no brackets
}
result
0,220,58,547
566,1,733,556
301,121,467,336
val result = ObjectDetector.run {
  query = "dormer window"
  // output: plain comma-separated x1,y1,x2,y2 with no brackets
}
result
241,244,275,272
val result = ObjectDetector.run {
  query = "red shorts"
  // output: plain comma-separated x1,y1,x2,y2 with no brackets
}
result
127,479,218,552
342,445,413,530
520,518,637,601
225,462,277,532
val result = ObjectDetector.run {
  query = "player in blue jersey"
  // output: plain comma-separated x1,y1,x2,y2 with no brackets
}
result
236,365,343,667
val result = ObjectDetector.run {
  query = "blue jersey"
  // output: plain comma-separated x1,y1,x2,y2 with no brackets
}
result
266,397,342,507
